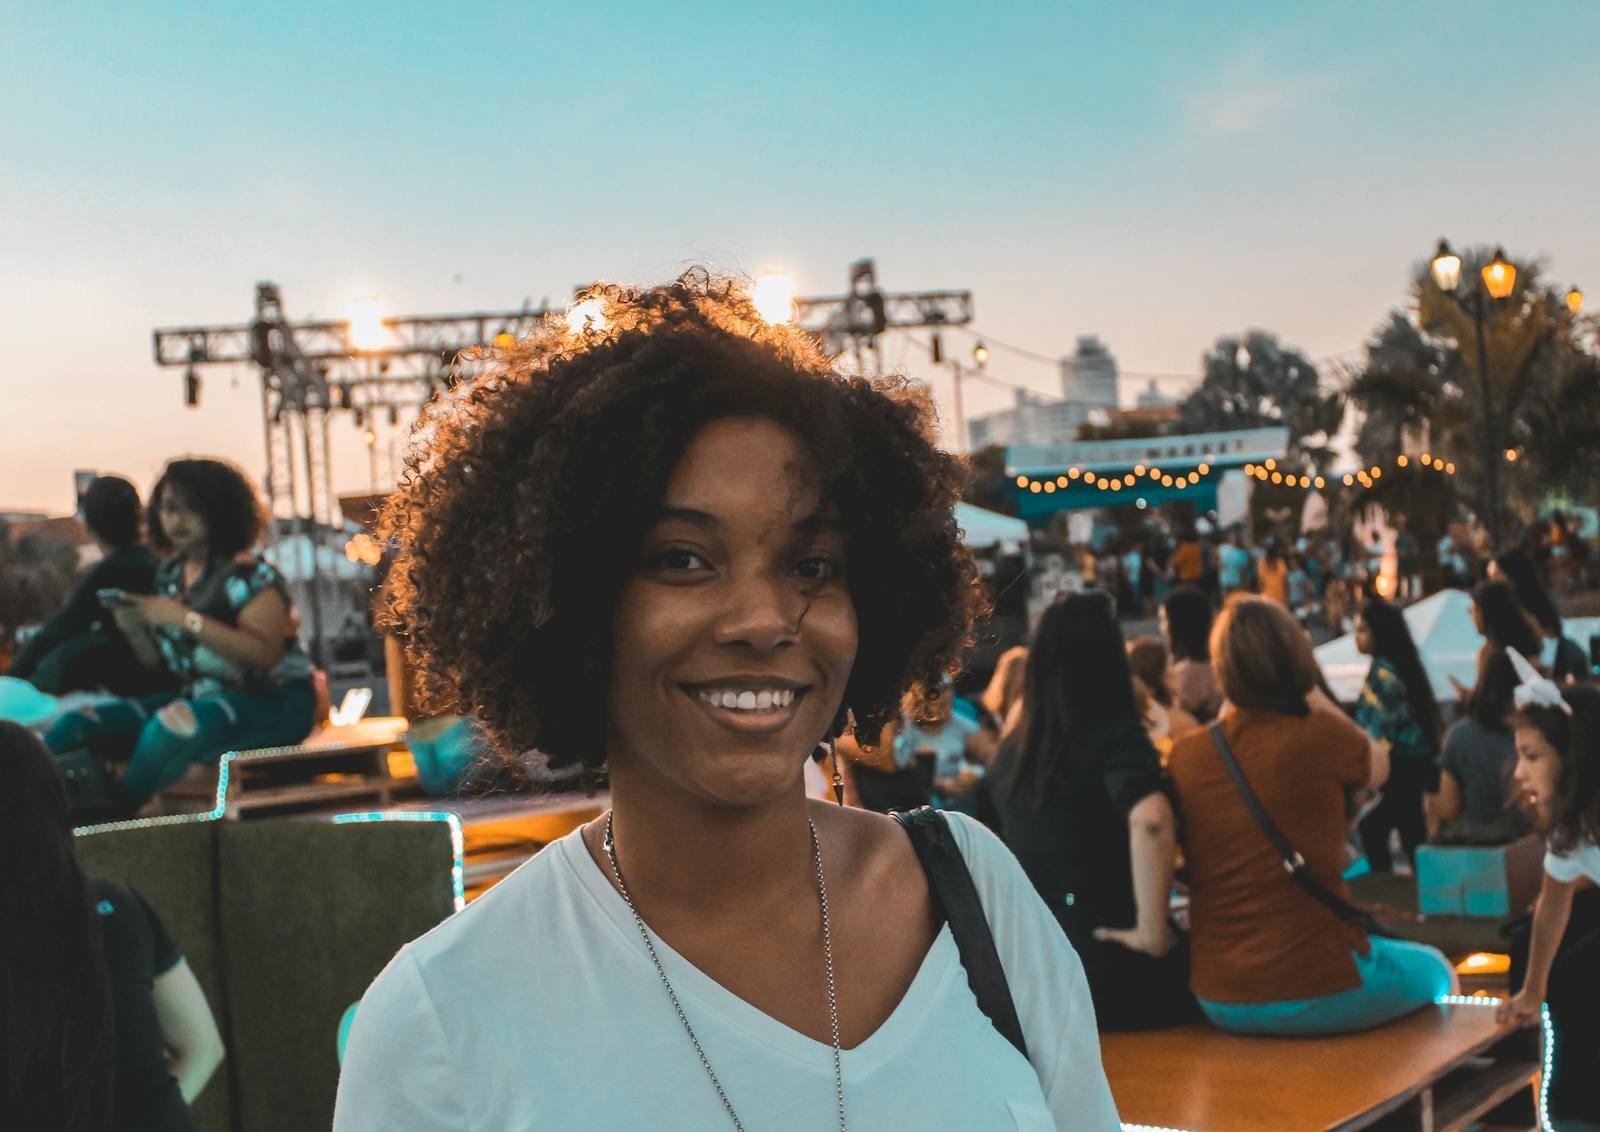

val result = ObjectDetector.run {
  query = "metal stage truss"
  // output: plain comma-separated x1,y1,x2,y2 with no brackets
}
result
151,263,971,662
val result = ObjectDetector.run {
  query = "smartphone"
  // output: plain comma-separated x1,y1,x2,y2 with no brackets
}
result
97,588,133,606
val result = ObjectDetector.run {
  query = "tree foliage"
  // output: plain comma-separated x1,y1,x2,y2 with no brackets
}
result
1345,248,1600,530
1179,330,1345,474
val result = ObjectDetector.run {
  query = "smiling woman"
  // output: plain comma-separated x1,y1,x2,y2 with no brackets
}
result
335,271,1120,1131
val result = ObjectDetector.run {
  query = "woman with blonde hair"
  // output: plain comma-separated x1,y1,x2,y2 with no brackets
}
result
980,645,1028,738
1166,595,1455,1035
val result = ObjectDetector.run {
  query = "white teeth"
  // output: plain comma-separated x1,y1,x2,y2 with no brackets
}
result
695,687,795,711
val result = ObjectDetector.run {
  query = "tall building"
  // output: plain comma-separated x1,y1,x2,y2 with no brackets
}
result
968,335,1122,449
1060,336,1119,413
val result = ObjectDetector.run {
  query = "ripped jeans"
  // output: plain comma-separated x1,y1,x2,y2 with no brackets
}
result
44,681,317,802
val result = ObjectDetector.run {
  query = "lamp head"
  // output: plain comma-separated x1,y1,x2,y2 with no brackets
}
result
1482,248,1516,300
1566,287,1584,316
1429,239,1462,293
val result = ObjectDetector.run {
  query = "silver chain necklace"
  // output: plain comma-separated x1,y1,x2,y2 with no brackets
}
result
602,811,845,1132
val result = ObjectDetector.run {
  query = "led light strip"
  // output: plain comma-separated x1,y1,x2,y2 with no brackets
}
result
74,751,236,837
1539,1003,1555,1131
1434,993,1504,1007
332,810,467,913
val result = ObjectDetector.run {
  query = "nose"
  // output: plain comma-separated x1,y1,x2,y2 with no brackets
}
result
713,569,802,652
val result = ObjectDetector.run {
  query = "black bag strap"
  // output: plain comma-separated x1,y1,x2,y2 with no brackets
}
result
1207,722,1389,938
893,807,1029,1059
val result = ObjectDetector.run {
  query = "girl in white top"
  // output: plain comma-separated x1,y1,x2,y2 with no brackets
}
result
333,276,1118,1131
1500,661,1600,1024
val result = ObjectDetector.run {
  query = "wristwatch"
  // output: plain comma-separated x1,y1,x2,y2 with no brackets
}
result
184,610,205,637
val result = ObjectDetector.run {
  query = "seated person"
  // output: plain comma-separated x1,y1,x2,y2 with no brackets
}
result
992,591,1196,1031
893,677,985,809
845,680,983,813
1167,595,1457,1036
7,476,170,697
1429,650,1529,844
1126,634,1200,751
3,720,225,1129
43,458,317,817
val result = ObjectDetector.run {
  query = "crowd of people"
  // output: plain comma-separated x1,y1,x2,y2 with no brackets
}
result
6,272,1599,1128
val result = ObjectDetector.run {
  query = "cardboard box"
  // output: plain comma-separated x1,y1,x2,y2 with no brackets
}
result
1415,835,1544,918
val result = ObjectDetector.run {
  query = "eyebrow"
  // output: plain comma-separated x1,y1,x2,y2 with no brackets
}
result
652,507,846,535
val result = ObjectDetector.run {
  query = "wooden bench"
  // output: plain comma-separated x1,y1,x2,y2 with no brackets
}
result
382,788,608,900
158,716,409,818
1102,1001,1539,1131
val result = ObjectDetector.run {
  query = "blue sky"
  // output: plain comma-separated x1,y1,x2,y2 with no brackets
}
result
5,1,1598,510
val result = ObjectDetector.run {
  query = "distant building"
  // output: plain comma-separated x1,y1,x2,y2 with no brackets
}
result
969,335,1123,449
1135,378,1175,410
1060,336,1119,413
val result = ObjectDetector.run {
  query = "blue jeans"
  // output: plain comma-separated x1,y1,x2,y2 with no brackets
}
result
1198,936,1458,1036
45,682,317,802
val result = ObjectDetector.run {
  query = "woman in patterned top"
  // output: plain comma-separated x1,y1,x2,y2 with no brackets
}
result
1352,597,1443,872
45,458,316,816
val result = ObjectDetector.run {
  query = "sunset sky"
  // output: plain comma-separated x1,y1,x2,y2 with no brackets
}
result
6,0,1598,513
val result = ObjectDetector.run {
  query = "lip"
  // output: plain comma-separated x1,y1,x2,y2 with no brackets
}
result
679,682,810,737
679,675,810,693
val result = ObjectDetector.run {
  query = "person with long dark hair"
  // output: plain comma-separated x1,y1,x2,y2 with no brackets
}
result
1499,676,1600,1124
1429,650,1526,842
1471,579,1542,659
1353,597,1444,871
2,721,224,1129
1493,548,1591,683
43,458,317,815
992,591,1196,1031
1161,584,1221,722
1167,597,1455,1036
1,720,114,1129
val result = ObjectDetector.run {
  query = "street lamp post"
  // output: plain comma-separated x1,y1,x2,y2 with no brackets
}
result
1429,241,1515,551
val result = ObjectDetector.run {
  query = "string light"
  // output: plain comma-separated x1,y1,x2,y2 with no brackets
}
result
1397,455,1409,468
1015,475,1028,487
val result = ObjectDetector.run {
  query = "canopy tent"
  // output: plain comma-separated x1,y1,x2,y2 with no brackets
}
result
956,502,1030,555
1315,588,1484,704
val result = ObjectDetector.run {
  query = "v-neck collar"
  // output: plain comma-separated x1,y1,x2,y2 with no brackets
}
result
553,827,958,1076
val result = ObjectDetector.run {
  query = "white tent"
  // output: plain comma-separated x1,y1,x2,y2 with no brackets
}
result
956,502,1030,555
1315,588,1484,703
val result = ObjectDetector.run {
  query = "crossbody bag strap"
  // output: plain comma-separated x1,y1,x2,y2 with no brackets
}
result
1207,722,1386,937
893,807,1029,1059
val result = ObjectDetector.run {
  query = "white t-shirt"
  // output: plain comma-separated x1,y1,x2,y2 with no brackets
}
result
334,812,1119,1131
1544,839,1600,886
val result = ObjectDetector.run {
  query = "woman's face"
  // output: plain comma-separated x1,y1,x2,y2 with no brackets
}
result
1512,723,1564,825
157,489,209,557
1353,615,1374,656
606,417,858,810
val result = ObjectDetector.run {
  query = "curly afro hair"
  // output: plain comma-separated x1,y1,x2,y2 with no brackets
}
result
379,270,985,768
148,457,268,559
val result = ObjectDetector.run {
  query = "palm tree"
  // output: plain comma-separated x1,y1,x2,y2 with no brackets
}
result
1346,248,1598,538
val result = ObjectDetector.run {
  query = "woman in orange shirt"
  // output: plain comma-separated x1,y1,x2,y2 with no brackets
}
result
1167,596,1456,1035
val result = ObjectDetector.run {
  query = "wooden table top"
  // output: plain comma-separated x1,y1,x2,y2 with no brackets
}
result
1102,1002,1517,1131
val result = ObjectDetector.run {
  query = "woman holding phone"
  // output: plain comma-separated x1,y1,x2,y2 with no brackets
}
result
44,458,317,817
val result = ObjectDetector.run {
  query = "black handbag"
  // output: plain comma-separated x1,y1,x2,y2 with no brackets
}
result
894,806,1029,1058
1207,722,1394,939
